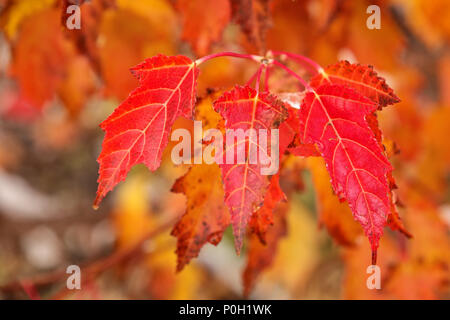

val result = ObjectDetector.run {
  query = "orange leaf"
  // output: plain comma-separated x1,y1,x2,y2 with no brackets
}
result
10,8,72,108
177,0,231,56
171,163,230,271
98,3,177,99
58,55,96,117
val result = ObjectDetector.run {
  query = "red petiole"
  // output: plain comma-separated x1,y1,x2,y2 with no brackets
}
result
195,50,322,95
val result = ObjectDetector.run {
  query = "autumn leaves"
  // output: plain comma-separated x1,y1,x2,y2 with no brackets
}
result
94,51,406,271
94,55,199,208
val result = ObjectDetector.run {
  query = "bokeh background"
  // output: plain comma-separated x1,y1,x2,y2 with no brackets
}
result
0,0,448,299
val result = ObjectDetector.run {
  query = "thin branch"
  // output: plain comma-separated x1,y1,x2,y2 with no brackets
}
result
0,218,176,295
269,50,325,75
195,52,264,65
264,64,270,92
272,60,312,91
254,65,264,92
245,64,264,87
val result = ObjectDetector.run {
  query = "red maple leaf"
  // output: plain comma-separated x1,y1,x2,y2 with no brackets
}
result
299,84,392,264
94,54,199,207
310,61,410,239
213,85,288,253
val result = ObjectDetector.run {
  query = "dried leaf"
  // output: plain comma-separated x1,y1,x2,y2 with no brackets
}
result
171,163,230,271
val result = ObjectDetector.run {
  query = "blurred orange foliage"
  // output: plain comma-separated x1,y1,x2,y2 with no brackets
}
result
0,0,448,300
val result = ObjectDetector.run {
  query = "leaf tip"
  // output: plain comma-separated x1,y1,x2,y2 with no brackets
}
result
92,194,103,210
175,261,185,273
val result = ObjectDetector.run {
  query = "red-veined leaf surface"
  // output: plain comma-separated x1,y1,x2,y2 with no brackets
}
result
299,84,392,264
247,107,312,245
213,86,287,253
94,54,199,208
171,163,230,271
311,62,410,238
310,60,400,108
11,8,71,109
247,107,310,244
